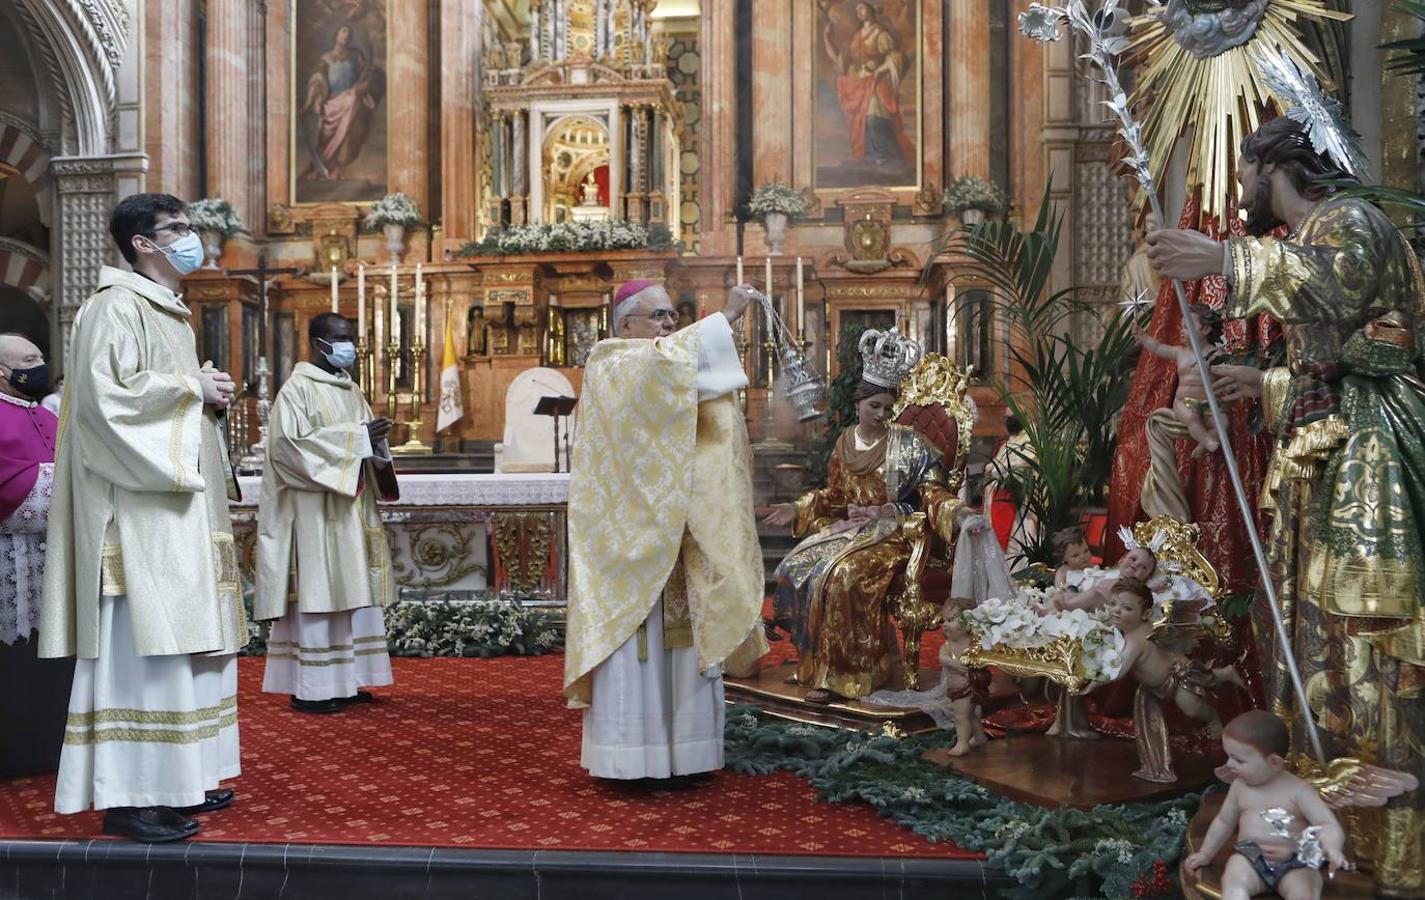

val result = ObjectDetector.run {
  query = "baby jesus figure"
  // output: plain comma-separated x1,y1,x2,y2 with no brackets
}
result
1134,304,1225,458
1184,711,1350,899
1107,578,1243,782
939,597,990,756
1055,545,1162,612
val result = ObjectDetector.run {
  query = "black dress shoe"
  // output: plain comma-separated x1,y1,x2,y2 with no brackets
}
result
336,690,374,704
290,696,340,714
102,806,199,843
177,788,234,815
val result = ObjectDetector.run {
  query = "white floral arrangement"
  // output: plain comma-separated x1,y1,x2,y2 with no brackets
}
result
457,220,677,256
747,181,811,219
362,192,423,230
965,593,1125,683
382,595,561,658
185,198,244,236
943,175,1009,217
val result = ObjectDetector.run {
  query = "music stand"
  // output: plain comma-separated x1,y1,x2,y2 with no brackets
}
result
534,395,577,473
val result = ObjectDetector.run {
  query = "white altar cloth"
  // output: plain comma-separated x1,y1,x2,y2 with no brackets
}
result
234,472,570,508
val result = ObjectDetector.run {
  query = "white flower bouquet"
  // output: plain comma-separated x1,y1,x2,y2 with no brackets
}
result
362,192,423,230
963,591,1125,688
457,220,677,256
943,175,1009,217
186,198,244,236
747,181,810,219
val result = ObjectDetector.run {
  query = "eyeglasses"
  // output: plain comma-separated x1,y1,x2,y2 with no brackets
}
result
637,309,679,324
147,221,194,237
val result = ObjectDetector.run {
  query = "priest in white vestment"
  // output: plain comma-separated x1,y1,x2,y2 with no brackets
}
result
564,279,767,783
40,193,244,842
255,312,397,714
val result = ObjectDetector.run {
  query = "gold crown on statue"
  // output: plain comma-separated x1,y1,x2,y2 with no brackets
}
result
858,328,923,389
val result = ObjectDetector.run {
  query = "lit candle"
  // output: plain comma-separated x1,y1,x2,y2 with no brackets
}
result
796,256,805,336
357,265,366,340
330,267,338,313
390,263,400,346
736,255,744,287
415,264,424,343
764,256,775,338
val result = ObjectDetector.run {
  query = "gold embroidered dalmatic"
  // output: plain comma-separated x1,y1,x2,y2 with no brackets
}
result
39,267,245,659
1227,196,1425,893
563,324,764,706
253,361,395,621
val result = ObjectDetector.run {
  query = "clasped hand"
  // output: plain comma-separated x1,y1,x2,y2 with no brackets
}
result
198,361,235,409
367,417,394,444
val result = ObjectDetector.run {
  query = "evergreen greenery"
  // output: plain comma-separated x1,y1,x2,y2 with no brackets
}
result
724,705,1194,900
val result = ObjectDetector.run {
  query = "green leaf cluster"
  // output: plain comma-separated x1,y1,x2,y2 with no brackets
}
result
724,705,1196,899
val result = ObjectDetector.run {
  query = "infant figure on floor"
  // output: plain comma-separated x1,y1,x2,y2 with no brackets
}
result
939,597,990,757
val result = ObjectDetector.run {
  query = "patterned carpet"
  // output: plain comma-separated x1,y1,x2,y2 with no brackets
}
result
0,655,977,858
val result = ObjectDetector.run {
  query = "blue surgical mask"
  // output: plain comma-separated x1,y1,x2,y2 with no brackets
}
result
160,231,206,275
317,338,357,369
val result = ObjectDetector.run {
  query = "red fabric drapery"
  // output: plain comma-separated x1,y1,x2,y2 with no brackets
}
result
1105,197,1279,594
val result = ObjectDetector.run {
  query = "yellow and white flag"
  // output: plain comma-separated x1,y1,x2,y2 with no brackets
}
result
436,309,464,432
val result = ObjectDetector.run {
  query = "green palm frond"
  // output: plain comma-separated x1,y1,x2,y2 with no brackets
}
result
1382,1,1425,76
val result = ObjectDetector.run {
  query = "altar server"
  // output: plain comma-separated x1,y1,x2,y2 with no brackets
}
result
255,312,397,714
40,193,244,842
564,280,766,783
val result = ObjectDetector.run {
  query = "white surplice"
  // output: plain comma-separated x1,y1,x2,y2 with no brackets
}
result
580,313,748,780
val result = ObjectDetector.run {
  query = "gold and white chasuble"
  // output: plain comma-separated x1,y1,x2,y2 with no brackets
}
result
40,267,245,660
563,314,766,710
254,362,395,621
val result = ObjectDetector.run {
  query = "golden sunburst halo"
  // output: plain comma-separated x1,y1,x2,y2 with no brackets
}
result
1127,0,1351,228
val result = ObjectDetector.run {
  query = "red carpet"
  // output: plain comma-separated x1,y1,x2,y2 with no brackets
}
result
0,655,976,858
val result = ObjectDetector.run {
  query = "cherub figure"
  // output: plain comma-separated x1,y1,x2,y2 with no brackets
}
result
1051,525,1095,592
1184,711,1349,900
1107,578,1243,781
939,597,990,757
1134,304,1225,458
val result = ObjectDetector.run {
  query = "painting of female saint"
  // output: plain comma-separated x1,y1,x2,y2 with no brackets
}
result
292,0,389,204
815,0,919,189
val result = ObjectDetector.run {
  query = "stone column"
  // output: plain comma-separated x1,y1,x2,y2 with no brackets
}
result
389,0,431,216
948,0,991,179
205,0,255,227
698,0,736,255
51,157,118,364
511,112,528,225
441,0,480,244
750,0,792,186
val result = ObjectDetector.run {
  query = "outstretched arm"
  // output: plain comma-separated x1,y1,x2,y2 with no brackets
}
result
1134,325,1179,361
1184,784,1242,873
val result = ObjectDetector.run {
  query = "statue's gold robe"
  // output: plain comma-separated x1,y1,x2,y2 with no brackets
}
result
1226,196,1425,893
563,316,764,707
254,362,394,621
40,267,244,659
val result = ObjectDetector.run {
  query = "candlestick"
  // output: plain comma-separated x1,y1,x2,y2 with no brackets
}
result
357,265,366,340
389,263,401,348
415,264,425,341
796,256,805,333
330,266,338,313
763,257,775,339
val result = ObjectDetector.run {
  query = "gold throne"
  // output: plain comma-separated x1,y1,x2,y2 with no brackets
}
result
889,354,976,689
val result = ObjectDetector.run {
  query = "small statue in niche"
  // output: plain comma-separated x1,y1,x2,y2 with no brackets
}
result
580,171,601,206
466,304,488,356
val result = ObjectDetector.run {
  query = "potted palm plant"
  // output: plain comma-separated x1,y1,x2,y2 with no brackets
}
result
747,181,810,255
185,198,244,270
951,183,1144,565
944,175,1009,227
363,192,423,263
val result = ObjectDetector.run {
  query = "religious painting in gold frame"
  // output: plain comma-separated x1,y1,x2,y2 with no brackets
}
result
563,308,604,368
813,0,921,190
290,0,390,205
